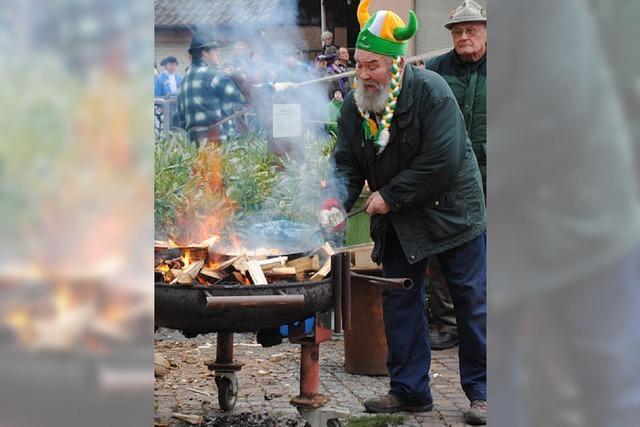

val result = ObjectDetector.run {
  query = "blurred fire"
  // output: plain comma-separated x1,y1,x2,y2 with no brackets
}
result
2,275,149,354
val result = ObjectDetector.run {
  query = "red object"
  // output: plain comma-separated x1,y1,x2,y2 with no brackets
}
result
320,198,347,232
290,315,332,408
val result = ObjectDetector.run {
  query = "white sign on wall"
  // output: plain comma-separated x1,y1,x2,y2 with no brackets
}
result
272,104,302,138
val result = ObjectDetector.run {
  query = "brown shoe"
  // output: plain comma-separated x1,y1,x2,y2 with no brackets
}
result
364,394,433,414
463,400,487,425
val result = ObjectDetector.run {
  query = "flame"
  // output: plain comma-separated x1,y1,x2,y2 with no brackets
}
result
231,235,243,251
53,281,76,313
2,277,143,353
171,144,239,245
99,290,129,325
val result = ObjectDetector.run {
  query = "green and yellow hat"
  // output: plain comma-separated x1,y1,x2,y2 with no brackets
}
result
355,0,418,57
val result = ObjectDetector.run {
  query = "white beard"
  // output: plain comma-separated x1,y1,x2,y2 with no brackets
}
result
354,81,388,114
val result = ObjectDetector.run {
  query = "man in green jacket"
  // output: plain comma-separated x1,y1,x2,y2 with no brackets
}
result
320,0,487,423
424,0,487,356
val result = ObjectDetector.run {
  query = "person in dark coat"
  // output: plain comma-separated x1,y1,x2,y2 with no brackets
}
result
423,0,487,358
319,0,487,423
176,30,247,144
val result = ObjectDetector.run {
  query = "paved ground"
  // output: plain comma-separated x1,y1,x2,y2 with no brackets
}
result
155,328,473,426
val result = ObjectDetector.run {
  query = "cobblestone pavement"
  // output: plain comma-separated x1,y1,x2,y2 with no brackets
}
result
155,328,473,426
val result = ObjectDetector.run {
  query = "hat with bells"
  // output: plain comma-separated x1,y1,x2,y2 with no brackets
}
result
354,0,419,153
355,0,418,57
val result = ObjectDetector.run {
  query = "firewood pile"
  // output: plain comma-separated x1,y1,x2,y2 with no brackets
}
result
154,241,336,286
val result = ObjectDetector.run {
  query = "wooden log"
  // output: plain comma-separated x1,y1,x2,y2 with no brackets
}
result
286,255,320,272
270,267,296,275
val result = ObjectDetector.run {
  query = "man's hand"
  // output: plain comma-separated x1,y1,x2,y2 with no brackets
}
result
366,191,391,215
319,199,347,232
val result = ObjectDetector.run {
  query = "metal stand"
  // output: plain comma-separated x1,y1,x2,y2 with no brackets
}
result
289,315,348,427
206,332,244,411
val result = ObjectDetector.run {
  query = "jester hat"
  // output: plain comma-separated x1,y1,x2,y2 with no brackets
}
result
355,0,418,57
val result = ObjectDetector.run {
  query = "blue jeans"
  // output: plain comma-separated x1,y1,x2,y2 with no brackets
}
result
382,228,487,405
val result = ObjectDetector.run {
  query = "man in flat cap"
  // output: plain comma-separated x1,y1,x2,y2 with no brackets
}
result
155,56,182,97
320,0,487,423
424,0,487,367
176,30,247,144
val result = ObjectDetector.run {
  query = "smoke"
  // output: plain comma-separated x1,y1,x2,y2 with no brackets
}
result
157,0,352,251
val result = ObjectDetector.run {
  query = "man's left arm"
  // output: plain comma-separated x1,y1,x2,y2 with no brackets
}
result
378,96,467,211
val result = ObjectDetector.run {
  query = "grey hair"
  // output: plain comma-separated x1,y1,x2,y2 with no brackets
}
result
321,31,333,40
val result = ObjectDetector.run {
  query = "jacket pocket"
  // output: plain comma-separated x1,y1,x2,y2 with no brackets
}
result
424,192,471,241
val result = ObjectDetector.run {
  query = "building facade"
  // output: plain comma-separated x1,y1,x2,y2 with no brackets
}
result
154,0,487,70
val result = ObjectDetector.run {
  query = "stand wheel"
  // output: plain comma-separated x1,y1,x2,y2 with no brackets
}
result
215,373,238,411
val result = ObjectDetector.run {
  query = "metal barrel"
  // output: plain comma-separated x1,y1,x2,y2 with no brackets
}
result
344,270,389,375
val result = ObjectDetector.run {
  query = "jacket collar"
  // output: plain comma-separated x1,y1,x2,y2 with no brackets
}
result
394,63,415,118
452,49,486,67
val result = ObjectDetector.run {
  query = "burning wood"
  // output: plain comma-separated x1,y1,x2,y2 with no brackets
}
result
154,242,335,286
310,242,335,281
171,260,205,285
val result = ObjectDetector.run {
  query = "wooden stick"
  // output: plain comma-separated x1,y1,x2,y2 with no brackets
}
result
311,258,332,281
185,387,211,397
246,260,268,285
274,50,450,91
256,256,288,271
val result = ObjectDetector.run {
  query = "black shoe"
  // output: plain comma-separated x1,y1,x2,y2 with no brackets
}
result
463,400,487,425
364,394,433,414
429,331,458,350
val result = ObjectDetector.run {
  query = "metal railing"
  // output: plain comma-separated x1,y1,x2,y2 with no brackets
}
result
154,97,177,138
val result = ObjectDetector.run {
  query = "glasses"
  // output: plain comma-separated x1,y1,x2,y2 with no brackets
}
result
451,27,483,37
